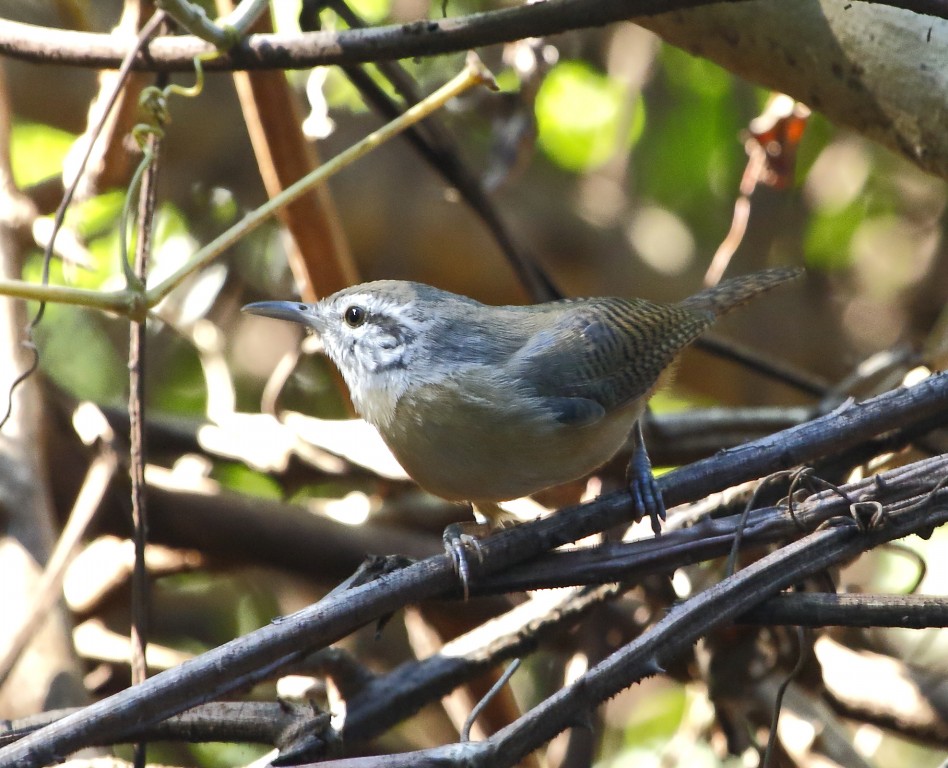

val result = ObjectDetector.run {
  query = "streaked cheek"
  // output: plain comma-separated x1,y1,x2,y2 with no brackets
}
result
366,333,406,372
373,348,402,370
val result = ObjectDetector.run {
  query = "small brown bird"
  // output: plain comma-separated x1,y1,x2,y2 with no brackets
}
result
245,266,801,590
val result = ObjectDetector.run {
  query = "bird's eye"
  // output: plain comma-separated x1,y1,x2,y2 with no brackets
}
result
344,305,366,328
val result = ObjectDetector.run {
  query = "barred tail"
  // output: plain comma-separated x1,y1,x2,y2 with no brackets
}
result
677,266,803,318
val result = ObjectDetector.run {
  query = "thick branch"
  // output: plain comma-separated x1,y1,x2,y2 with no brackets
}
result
5,459,945,758
477,455,948,593
639,0,948,178
0,0,721,70
0,1,944,72
308,496,948,767
2,374,947,766
7,0,947,178
738,593,948,628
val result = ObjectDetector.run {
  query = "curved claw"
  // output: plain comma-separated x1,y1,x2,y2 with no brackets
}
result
443,525,485,600
628,421,666,535
630,459,666,535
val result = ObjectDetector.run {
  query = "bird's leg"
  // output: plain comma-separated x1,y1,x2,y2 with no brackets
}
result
443,502,508,599
627,420,665,534
443,522,486,600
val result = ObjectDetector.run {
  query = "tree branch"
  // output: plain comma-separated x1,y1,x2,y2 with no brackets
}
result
738,593,948,628
476,455,948,593
1,1,945,71
303,493,948,767
4,459,945,759
5,1,947,178
0,0,732,71
1,373,947,766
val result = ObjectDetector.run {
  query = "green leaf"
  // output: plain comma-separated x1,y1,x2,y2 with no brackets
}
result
149,343,207,415
189,742,271,768
72,189,127,241
621,683,686,744
211,462,283,500
536,61,643,172
11,120,76,187
662,45,733,100
634,46,746,234
31,306,125,403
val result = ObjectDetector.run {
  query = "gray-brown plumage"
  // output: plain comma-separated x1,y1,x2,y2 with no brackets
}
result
244,267,802,507
515,265,802,417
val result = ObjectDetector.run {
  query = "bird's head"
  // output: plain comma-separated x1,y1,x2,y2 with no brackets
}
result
243,281,434,425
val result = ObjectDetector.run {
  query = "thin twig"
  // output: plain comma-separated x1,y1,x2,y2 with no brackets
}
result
694,334,830,398
0,447,118,688
0,55,496,316
762,626,809,768
128,90,165,768
158,0,267,48
0,10,166,431
461,659,521,742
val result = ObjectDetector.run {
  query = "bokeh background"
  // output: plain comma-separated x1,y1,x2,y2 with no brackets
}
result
2,0,947,766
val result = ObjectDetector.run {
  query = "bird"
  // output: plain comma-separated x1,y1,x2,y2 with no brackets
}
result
244,266,801,593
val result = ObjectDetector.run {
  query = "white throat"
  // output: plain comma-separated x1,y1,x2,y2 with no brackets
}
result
344,367,410,430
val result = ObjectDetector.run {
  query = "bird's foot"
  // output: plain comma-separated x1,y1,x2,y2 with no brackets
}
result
628,422,666,535
443,521,489,600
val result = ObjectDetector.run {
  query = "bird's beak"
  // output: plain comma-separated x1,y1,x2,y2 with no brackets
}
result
240,301,313,325
242,301,321,331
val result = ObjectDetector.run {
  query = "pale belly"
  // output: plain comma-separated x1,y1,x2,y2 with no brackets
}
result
377,379,644,504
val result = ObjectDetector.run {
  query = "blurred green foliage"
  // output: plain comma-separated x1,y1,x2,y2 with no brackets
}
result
29,304,125,402
348,0,392,24
149,342,208,415
211,463,284,500
804,199,866,271
5,9,946,767
635,47,745,231
154,569,281,651
10,120,75,187
535,60,644,172
188,742,271,768
617,684,686,744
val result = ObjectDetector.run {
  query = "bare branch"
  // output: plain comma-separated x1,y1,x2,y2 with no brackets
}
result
1,1,946,72
0,0,733,71
738,592,948,628
1,373,947,766
298,494,948,767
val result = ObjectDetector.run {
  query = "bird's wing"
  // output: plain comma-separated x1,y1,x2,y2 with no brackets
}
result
511,298,712,423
